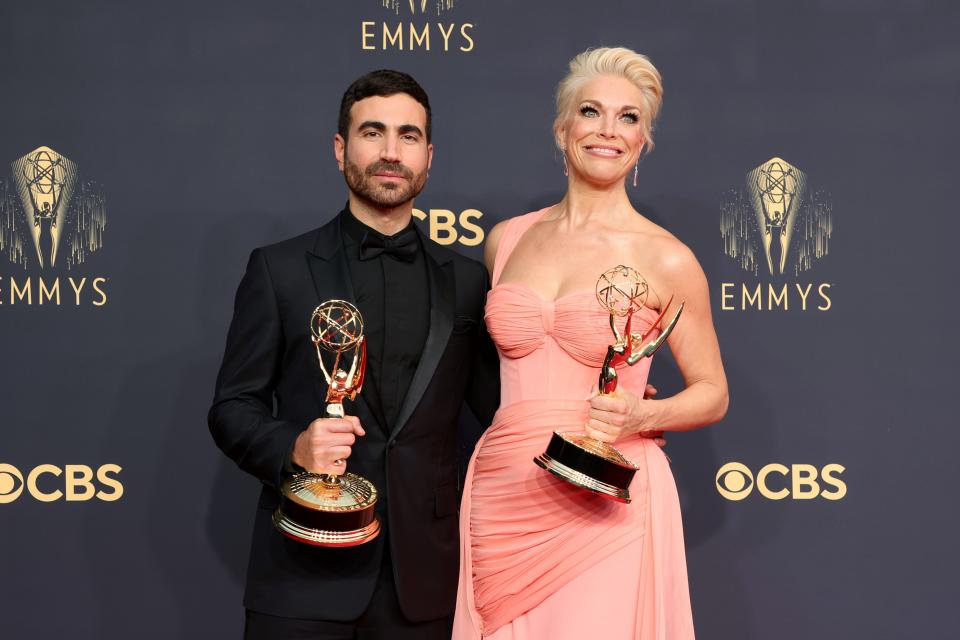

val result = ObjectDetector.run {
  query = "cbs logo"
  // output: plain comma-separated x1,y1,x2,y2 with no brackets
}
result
413,208,484,246
715,462,846,501
0,463,124,504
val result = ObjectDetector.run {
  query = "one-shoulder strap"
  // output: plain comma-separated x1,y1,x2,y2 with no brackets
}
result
491,208,550,286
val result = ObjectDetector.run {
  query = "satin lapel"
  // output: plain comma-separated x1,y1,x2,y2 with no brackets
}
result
306,215,386,430
306,216,354,302
389,240,454,439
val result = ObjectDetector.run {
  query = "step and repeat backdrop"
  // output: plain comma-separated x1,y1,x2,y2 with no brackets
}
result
1,1,957,638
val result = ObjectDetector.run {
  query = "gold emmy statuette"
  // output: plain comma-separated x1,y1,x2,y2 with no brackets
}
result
534,265,685,503
273,300,381,547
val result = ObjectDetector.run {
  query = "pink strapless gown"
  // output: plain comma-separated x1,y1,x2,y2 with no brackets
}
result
453,208,695,639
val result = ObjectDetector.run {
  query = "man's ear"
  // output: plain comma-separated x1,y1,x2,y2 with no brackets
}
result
334,133,346,172
427,143,434,171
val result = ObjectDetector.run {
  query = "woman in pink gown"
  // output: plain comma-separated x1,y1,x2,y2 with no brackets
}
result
453,47,729,639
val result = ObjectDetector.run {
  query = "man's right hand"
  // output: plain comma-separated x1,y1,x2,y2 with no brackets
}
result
291,416,365,475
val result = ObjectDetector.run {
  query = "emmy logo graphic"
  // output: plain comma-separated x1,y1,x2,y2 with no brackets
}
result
381,0,455,15
0,146,105,271
721,157,832,277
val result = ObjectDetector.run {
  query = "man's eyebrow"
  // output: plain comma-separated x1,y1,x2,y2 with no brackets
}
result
356,120,386,131
398,124,424,137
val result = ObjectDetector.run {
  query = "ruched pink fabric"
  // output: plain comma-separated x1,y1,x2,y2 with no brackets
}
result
453,209,695,639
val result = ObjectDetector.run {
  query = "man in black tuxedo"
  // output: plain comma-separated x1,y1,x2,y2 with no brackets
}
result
209,70,499,639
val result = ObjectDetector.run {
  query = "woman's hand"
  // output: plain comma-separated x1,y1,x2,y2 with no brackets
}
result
585,384,666,447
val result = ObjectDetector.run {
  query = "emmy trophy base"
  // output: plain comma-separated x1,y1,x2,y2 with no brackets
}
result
534,431,638,503
274,472,381,548
273,509,381,548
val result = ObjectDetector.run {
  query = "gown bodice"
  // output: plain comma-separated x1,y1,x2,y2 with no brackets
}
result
485,211,659,409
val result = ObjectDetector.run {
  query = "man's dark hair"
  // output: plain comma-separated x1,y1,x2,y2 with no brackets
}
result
338,69,432,142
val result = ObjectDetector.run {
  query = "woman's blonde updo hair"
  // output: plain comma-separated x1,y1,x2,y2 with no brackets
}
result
554,47,663,154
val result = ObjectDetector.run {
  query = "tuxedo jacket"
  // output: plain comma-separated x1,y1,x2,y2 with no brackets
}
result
208,212,499,622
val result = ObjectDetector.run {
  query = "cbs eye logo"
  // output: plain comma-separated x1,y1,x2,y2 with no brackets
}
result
0,463,123,504
716,462,847,501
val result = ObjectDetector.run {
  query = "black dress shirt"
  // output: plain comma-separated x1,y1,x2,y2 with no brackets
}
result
340,208,430,431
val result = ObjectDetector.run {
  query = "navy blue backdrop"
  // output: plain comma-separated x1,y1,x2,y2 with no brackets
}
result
1,1,958,638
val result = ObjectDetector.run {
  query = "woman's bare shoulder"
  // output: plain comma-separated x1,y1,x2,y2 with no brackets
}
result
483,208,552,276
631,219,705,282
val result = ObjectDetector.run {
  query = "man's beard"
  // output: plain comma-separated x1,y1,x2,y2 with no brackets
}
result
343,157,428,209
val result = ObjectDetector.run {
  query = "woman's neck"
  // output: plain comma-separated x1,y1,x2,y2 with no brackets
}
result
551,175,634,229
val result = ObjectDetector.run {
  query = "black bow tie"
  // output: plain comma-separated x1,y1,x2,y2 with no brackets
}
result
359,227,418,262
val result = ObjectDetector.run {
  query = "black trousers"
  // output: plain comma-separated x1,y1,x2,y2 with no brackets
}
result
243,548,452,640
